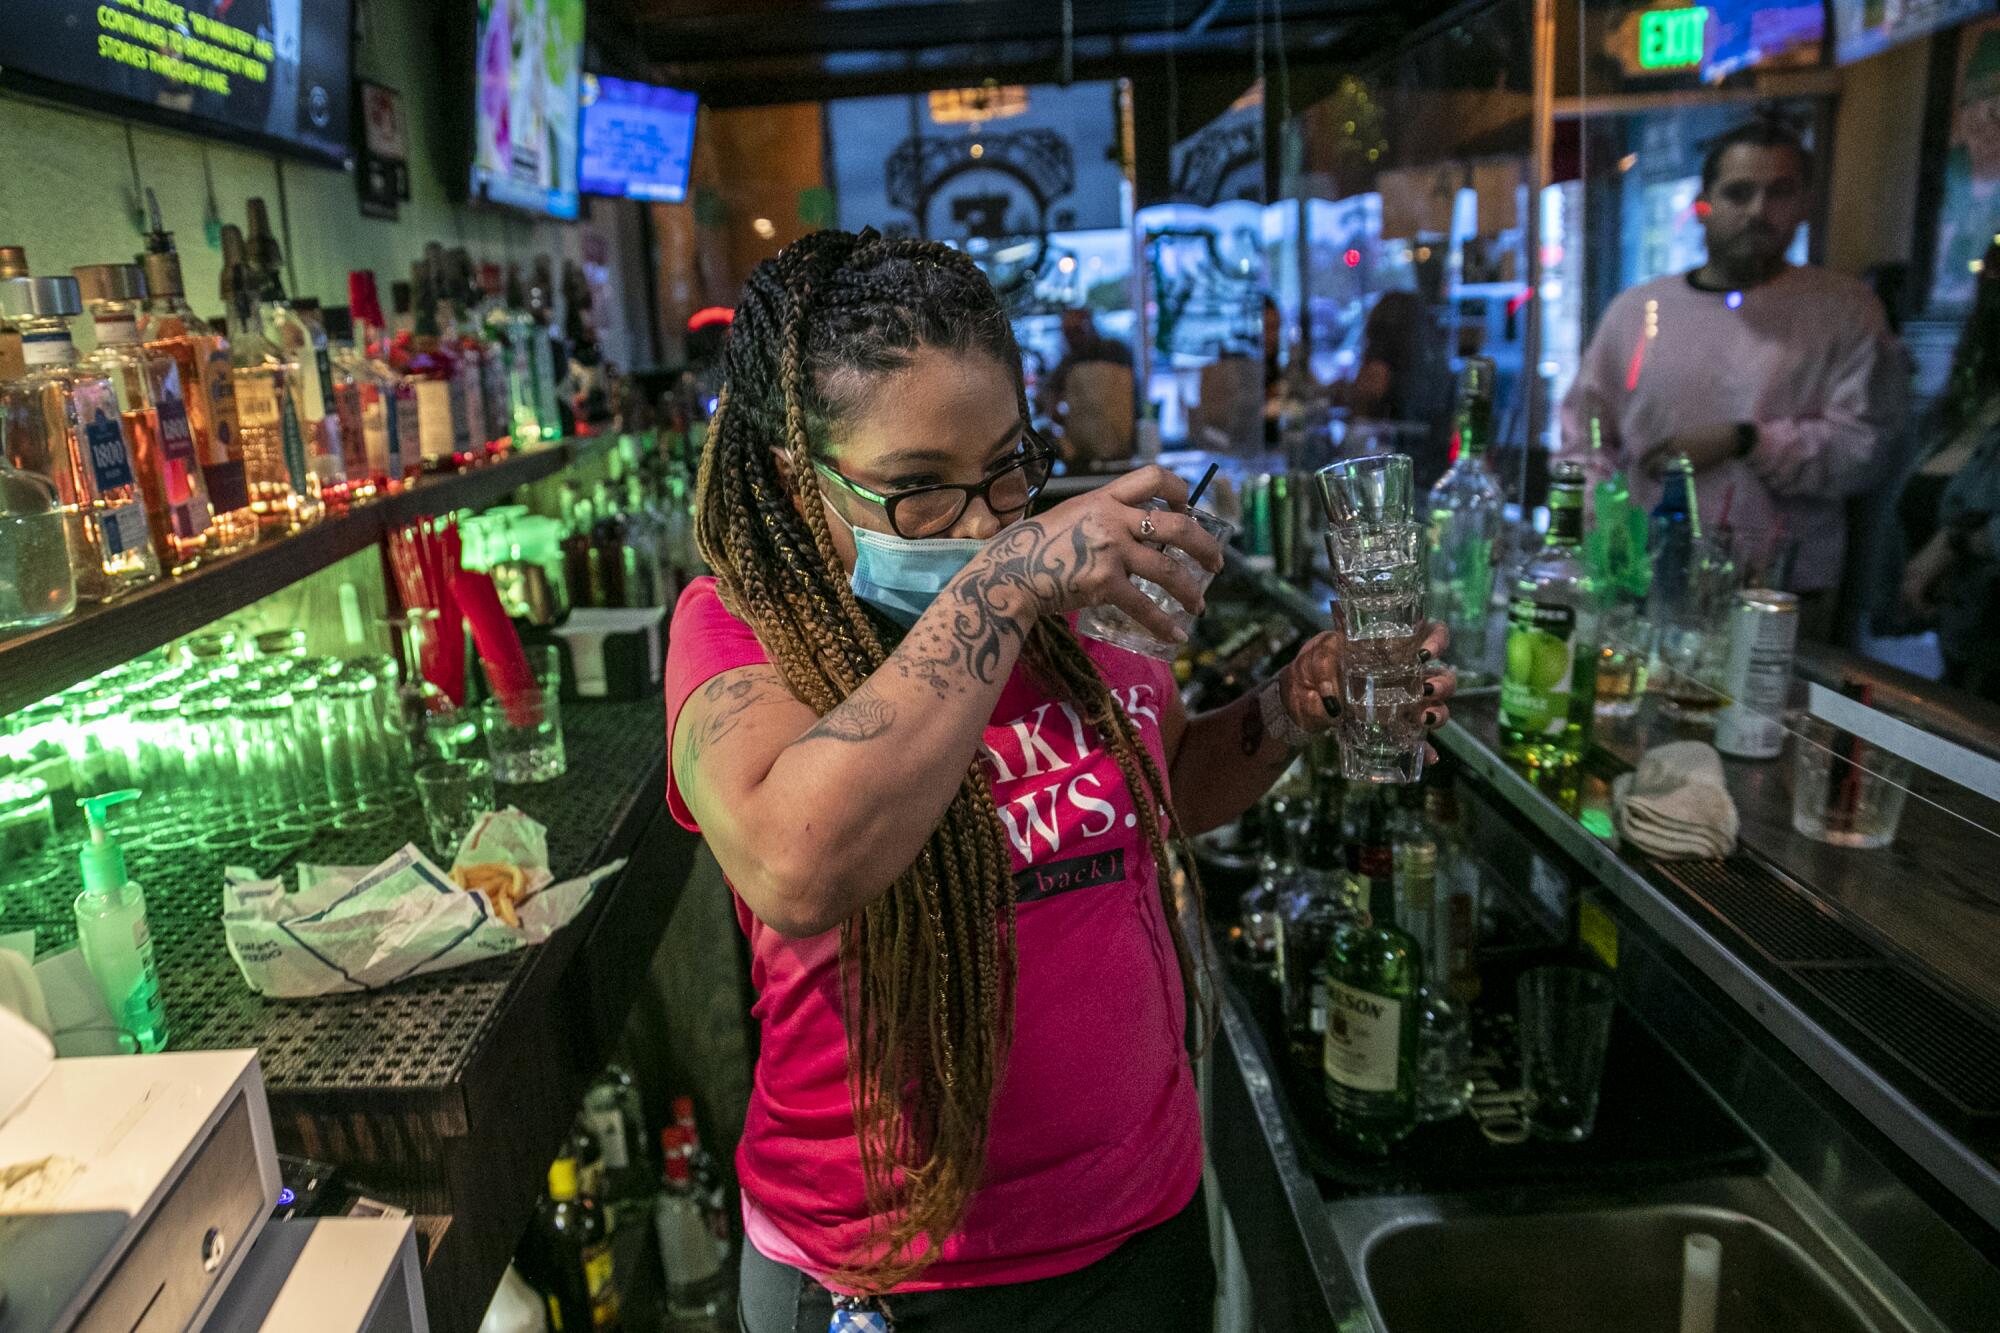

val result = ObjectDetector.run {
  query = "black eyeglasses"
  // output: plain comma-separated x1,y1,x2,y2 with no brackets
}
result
815,429,1055,539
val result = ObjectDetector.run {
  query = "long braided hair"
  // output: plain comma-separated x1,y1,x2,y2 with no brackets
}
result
694,230,1209,1291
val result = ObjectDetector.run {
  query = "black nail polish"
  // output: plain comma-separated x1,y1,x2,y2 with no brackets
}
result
1418,648,1433,663
1424,709,1441,728
1423,681,1435,697
1321,695,1341,719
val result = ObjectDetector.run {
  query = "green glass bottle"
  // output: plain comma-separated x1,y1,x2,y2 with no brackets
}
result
1499,462,1600,808
1322,853,1422,1154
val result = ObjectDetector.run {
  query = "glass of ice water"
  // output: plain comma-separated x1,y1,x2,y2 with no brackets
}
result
1317,454,1427,784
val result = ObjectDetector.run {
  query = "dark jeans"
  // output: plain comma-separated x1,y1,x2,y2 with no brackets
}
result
737,1184,1216,1333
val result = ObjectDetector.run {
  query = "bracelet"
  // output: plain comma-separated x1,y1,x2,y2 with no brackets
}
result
1258,678,1313,751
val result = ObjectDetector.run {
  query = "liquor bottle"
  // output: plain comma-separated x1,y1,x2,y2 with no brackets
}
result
500,263,545,445
519,1156,620,1332
581,1069,651,1221
1645,454,1721,717
528,256,565,440
567,1123,607,1218
75,263,214,577
137,195,257,555
349,271,421,491
654,1128,727,1319
324,305,391,499
0,274,161,601
1426,778,1482,1005
1499,462,1599,806
1427,356,1505,682
670,1094,731,1250
405,263,465,474
219,226,322,534
0,457,75,630
590,479,629,608
1322,838,1422,1154
299,300,374,504
1394,820,1470,1123
559,482,594,610
428,245,490,459
0,245,32,382
1585,415,1648,717
1279,782,1357,1073
453,249,511,451
1236,800,1289,969
245,200,348,509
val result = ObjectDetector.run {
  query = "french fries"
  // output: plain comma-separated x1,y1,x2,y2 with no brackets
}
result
450,861,528,929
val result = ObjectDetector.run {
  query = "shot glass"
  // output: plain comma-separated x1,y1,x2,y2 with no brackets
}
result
1075,501,1236,661
1517,965,1618,1143
1317,454,1427,784
415,758,496,862
1791,714,1913,849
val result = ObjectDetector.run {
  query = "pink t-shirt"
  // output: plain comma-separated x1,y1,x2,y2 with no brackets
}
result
663,577,1202,1292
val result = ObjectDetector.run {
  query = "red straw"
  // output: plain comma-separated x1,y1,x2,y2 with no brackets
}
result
455,569,536,723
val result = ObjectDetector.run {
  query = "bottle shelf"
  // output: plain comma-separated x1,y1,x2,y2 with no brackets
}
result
0,437,602,717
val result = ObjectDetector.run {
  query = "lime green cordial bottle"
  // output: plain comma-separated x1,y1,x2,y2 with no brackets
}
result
1499,462,1600,807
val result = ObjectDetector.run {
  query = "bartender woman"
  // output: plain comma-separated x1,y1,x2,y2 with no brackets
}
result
664,230,1454,1331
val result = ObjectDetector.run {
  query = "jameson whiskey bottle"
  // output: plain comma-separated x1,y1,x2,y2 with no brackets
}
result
1426,356,1505,682
1499,462,1599,805
1323,853,1421,1154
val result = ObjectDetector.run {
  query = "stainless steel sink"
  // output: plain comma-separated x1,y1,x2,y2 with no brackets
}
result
1324,1175,1911,1333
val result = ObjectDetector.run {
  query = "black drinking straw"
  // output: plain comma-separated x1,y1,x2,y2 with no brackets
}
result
1186,462,1220,510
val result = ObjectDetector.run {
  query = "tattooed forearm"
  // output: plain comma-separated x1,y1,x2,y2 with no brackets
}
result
794,682,897,745
890,517,1102,696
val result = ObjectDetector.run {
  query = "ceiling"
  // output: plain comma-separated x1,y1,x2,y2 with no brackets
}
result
591,0,1450,106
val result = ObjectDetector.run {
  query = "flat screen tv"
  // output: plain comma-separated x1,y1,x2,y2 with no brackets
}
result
0,0,353,165
579,73,697,203
469,0,584,220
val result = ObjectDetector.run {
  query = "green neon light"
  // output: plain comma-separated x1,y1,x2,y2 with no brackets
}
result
1638,6,1708,70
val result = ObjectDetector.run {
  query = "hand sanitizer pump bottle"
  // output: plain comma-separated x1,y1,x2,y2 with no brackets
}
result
73,789,168,1053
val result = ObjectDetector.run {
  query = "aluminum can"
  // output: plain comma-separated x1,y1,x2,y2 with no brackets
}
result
1715,589,1799,759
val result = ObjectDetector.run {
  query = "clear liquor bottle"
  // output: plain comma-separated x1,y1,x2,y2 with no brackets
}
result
1427,355,1505,682
1499,462,1599,806
454,250,511,451
655,1127,726,1319
0,458,75,629
0,275,161,601
1393,825,1471,1123
1322,850,1422,1154
409,261,472,472
349,271,422,491
220,226,323,534
136,196,258,555
428,246,491,460
245,201,349,511
75,263,214,577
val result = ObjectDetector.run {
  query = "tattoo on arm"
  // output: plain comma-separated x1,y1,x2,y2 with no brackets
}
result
1238,697,1266,756
890,517,1104,698
795,681,897,745
676,666,785,776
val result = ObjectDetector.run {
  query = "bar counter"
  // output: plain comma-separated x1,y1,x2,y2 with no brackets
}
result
1206,555,2000,1333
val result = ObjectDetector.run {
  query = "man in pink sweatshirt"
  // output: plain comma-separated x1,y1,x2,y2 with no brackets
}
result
1559,120,1908,641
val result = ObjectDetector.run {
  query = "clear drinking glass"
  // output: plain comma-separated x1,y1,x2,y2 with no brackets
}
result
415,758,495,861
1790,714,1913,849
1517,965,1618,1142
1075,502,1236,660
1317,454,1427,784
479,645,567,783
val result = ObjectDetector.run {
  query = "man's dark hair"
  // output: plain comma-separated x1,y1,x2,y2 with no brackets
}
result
1701,119,1813,194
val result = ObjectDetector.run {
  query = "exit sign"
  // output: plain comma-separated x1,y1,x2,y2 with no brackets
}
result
1638,6,1709,69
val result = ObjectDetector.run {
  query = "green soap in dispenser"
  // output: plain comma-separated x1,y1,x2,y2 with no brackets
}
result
75,789,168,1053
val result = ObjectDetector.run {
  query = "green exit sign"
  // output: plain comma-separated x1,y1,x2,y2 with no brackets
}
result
1639,6,1708,69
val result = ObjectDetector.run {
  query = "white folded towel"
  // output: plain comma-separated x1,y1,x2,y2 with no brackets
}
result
1612,740,1739,860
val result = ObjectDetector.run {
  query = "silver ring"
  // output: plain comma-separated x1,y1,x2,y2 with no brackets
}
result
1138,513,1157,539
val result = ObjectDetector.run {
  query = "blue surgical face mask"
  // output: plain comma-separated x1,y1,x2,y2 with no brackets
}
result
826,501,986,626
